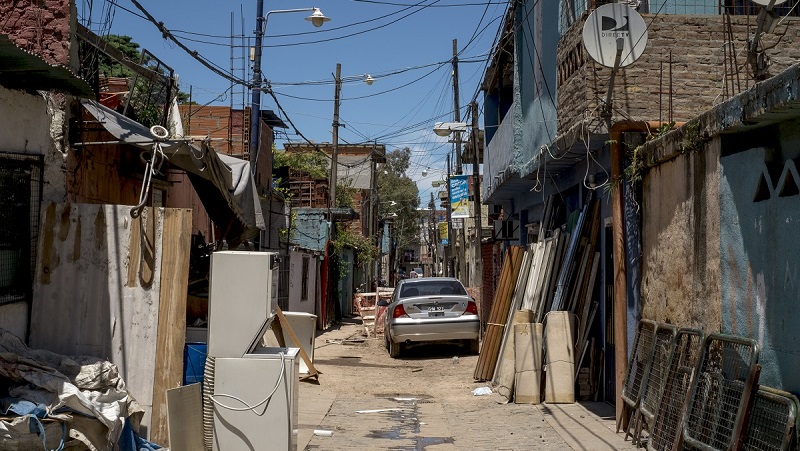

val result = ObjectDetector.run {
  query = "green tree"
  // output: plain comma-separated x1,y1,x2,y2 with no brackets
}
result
378,147,420,251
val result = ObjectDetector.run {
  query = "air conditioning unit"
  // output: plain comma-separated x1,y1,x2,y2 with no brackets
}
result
494,220,519,241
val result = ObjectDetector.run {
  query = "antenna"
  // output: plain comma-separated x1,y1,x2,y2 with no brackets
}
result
582,3,648,68
748,0,785,80
582,3,648,121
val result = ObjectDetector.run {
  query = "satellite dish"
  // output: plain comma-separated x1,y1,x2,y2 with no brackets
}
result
751,0,787,5
582,3,648,68
150,125,169,141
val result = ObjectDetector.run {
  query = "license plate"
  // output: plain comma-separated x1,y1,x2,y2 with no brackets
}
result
428,306,444,311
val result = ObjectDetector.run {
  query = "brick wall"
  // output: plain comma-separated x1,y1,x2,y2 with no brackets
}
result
0,0,74,67
480,242,496,331
557,13,800,134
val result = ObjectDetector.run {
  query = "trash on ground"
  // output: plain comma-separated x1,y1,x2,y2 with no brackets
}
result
313,429,334,437
472,386,492,396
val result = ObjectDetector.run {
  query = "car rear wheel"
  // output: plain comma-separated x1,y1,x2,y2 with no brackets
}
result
468,339,479,355
389,339,403,358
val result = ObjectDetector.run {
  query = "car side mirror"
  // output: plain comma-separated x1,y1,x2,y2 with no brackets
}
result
377,300,389,307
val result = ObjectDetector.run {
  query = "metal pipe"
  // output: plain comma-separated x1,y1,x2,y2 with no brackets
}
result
608,120,684,425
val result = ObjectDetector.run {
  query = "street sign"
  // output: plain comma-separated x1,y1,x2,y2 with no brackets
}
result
449,175,469,218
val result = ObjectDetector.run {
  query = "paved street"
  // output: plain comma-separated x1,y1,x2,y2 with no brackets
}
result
297,320,637,450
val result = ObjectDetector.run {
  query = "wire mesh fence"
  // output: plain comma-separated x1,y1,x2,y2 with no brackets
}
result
641,324,678,423
0,153,43,306
742,387,798,451
684,333,759,451
648,329,704,451
622,319,658,408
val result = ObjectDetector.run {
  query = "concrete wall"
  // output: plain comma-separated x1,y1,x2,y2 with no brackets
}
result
718,121,800,392
640,139,722,331
557,14,800,134
288,250,317,314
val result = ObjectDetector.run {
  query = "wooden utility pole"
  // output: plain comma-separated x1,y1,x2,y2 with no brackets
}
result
470,101,482,287
329,63,342,209
452,39,462,174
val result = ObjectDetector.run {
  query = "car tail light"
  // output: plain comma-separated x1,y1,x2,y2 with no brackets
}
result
464,300,478,316
393,304,408,318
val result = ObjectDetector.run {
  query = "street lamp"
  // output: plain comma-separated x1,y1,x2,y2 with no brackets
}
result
432,115,482,284
249,5,330,168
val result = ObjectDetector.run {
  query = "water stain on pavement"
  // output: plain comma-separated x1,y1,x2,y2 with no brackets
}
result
364,395,454,450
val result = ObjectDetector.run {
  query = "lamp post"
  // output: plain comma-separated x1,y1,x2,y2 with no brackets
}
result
249,5,329,166
433,120,481,284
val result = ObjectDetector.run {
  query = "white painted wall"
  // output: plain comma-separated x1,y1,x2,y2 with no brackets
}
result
0,302,28,340
288,250,317,314
0,88,51,154
0,88,67,341
0,88,67,204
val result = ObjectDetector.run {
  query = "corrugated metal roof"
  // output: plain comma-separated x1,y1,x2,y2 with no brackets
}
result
0,35,93,97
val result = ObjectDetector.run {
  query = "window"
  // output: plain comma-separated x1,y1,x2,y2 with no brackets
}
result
400,280,467,298
0,153,43,305
301,255,310,301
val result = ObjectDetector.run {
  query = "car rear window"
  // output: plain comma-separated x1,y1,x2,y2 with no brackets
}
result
400,280,467,298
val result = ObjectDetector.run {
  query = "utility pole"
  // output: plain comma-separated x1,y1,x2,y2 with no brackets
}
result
452,38,465,282
368,140,377,289
248,0,265,166
470,101,482,287
452,40,462,174
329,63,342,209
446,154,455,278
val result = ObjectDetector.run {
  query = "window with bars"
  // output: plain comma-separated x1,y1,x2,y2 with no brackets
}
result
0,153,43,306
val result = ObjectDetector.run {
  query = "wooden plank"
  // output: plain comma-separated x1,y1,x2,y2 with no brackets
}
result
540,231,568,322
492,246,534,391
531,231,558,315
151,208,192,447
572,201,601,319
475,248,512,380
475,247,521,381
551,206,587,312
576,254,600,358
483,247,524,380
567,246,591,313
274,307,321,381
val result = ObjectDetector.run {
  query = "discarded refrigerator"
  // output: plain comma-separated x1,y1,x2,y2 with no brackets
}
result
203,251,300,451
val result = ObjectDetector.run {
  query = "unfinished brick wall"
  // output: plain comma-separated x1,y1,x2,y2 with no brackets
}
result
0,0,73,66
557,13,800,134
480,242,496,331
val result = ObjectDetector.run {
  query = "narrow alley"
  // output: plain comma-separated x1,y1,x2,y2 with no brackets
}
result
298,320,636,451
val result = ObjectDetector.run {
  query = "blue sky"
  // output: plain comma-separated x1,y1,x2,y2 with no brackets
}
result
79,0,507,206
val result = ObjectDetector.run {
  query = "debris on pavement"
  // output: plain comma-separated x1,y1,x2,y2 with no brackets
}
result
0,328,151,449
313,429,335,436
472,386,492,396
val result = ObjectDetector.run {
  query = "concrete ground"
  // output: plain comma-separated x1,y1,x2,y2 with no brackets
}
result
296,320,637,450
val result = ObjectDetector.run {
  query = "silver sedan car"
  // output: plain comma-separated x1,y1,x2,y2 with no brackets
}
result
382,277,480,358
